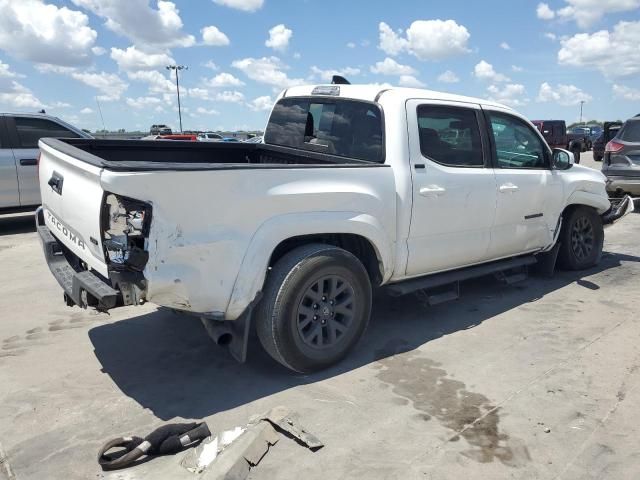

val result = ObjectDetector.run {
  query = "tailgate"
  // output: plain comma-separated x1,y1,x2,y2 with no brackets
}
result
38,139,108,277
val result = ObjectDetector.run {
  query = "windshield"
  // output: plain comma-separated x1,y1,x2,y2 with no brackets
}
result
264,97,384,163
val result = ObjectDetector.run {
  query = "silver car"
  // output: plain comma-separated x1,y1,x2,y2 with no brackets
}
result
602,116,640,196
0,113,90,212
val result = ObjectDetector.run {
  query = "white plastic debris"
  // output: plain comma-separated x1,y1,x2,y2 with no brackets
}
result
184,426,245,474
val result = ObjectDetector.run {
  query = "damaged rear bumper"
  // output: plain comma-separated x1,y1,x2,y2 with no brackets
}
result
36,206,145,310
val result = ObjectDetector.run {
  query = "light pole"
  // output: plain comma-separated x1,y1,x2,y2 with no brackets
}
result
579,100,585,125
166,64,187,133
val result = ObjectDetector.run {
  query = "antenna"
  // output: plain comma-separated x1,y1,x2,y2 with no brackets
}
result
95,96,106,133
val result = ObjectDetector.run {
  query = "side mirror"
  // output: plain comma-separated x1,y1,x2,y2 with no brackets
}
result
552,148,574,170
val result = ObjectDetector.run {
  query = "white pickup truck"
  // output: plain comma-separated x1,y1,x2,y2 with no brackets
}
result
36,83,632,373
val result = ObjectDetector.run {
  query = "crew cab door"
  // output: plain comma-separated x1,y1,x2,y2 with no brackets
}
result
405,100,497,276
483,109,563,258
6,115,82,207
0,117,20,208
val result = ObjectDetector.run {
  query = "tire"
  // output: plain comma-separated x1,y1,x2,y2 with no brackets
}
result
572,148,581,163
557,206,604,270
256,244,372,373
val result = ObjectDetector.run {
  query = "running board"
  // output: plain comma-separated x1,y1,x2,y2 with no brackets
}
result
386,255,537,297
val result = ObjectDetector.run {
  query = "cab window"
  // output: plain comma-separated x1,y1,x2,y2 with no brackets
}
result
487,113,549,169
13,117,80,148
417,105,484,167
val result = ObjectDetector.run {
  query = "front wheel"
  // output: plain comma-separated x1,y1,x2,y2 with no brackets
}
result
557,206,604,270
256,244,372,373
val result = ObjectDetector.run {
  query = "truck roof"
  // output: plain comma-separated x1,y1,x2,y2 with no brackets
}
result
283,84,515,111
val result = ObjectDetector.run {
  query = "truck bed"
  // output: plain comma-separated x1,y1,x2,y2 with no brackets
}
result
41,138,379,171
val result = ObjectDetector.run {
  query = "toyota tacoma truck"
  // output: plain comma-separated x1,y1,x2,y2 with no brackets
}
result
36,83,633,373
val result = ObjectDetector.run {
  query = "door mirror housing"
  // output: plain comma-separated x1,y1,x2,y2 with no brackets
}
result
552,148,574,170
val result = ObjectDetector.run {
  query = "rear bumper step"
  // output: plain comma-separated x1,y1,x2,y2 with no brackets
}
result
36,207,119,310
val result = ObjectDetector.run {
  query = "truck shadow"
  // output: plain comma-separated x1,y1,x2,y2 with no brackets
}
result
0,212,36,235
88,250,639,421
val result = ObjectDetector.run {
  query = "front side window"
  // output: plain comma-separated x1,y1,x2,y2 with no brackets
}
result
14,117,80,148
264,98,384,163
487,112,549,169
417,105,484,167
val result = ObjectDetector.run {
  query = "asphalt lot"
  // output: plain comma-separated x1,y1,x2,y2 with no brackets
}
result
1,153,639,480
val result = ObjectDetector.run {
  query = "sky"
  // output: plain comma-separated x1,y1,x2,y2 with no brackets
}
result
0,0,639,133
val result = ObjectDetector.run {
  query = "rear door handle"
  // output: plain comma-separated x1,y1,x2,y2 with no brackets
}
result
419,185,446,197
499,183,519,193
19,158,38,166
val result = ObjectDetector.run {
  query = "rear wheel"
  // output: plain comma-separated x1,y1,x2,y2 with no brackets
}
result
557,206,603,270
256,244,372,373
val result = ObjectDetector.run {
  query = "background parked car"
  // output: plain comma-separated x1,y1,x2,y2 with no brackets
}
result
197,132,224,142
1,112,90,212
602,116,640,196
532,120,567,149
150,124,172,135
593,122,623,161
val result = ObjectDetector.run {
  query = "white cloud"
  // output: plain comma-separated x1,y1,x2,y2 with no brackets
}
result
232,56,304,88
215,91,245,103
511,65,524,72
398,75,426,88
205,72,245,87
265,24,292,52
248,95,273,111
128,70,175,97
0,61,22,78
487,84,528,107
347,42,356,49
111,46,174,71
212,0,263,12
613,84,640,100
437,70,460,83
196,106,219,115
51,101,72,108
126,96,163,108
537,3,556,19
70,0,195,47
0,72,44,109
500,42,511,50
544,32,557,41
186,88,210,100
203,61,219,70
71,71,128,101
310,66,361,82
378,22,408,56
555,0,640,28
201,26,230,46
378,20,470,60
558,21,640,77
370,57,416,76
536,82,593,106
473,60,510,82
92,46,106,56
0,0,97,66
80,107,93,114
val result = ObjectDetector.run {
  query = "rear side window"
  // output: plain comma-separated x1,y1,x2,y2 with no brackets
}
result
619,121,640,141
417,105,483,167
13,117,80,148
264,98,384,163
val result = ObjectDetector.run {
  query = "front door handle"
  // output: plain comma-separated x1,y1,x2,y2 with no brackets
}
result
499,183,519,193
19,158,38,166
419,185,446,197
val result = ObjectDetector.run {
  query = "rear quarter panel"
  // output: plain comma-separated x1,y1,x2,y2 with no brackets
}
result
100,165,397,318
